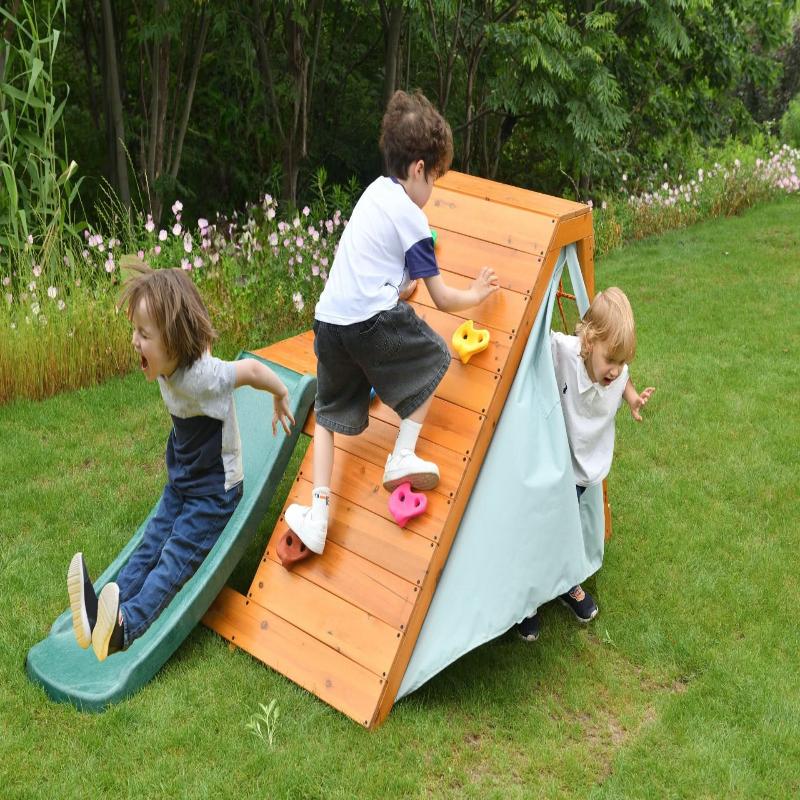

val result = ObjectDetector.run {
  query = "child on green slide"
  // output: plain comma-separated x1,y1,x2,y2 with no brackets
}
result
67,261,294,661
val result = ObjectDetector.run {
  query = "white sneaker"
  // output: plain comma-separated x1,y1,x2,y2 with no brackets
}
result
284,503,327,554
383,449,440,492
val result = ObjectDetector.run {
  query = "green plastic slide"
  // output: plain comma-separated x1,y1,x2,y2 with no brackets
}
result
26,354,315,711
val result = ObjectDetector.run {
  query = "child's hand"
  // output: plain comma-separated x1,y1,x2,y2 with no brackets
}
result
399,279,417,301
473,266,499,302
628,387,656,421
273,391,295,435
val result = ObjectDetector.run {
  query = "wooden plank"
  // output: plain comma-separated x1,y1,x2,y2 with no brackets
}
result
550,212,593,252
283,479,432,585
435,171,587,220
245,559,400,677
426,187,554,256
203,587,383,728
437,359,499,416
304,398,483,458
407,302,511,375
321,415,467,498
260,535,418,631
432,228,543,295
293,447,450,541
411,270,528,334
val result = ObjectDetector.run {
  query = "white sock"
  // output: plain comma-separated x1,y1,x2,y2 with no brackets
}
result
311,486,330,522
393,419,422,458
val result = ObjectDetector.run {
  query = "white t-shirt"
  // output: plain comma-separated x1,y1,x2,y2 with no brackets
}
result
551,331,628,487
315,177,439,325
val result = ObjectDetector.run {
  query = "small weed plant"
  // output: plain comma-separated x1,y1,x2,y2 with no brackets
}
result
245,699,280,749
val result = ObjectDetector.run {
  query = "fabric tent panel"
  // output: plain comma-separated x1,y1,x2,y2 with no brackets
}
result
397,245,603,700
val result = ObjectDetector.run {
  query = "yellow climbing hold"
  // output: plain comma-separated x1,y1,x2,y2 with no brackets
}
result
451,319,490,364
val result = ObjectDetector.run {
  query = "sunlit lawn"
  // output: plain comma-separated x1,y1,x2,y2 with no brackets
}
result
1,196,798,799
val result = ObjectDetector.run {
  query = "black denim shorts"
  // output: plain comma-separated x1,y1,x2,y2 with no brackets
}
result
313,302,451,435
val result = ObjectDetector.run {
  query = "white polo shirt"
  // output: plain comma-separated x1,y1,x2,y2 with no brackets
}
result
315,176,439,325
551,331,628,487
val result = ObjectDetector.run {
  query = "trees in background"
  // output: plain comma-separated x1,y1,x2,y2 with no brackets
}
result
50,0,798,221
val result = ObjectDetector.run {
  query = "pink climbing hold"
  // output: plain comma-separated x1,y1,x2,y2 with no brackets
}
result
388,482,428,527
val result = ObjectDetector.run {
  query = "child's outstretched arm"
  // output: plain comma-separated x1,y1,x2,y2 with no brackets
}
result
623,378,656,422
423,266,499,313
235,359,295,435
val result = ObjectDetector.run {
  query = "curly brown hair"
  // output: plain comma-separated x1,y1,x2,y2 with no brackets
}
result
118,259,217,369
379,90,453,180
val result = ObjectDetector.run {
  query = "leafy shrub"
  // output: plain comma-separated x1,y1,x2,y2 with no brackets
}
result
780,94,800,148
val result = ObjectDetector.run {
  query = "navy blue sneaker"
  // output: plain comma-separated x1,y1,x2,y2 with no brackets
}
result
67,552,98,649
559,585,598,622
92,583,125,661
515,612,541,642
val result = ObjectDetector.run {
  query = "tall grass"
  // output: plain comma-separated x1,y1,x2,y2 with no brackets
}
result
0,0,83,271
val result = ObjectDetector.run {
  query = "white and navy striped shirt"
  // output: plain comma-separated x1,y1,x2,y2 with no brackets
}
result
315,176,439,325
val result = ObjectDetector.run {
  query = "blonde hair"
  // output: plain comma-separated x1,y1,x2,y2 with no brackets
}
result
380,89,453,180
118,259,217,369
576,286,636,363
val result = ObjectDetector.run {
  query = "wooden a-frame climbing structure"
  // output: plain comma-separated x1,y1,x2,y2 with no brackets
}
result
203,171,606,729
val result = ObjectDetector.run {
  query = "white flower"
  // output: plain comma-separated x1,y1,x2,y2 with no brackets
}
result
145,215,155,233
268,233,278,246
622,173,627,182
5,293,12,305
172,223,182,236
33,264,42,277
172,200,183,215
31,302,40,316
198,218,209,230
302,206,310,217
292,291,304,311
193,256,203,268
105,257,115,273
47,286,57,299
2,276,10,286
267,208,276,220
159,229,168,241
28,281,36,291
57,299,66,311
183,233,193,253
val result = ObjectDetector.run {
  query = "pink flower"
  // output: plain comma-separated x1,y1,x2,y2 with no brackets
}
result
193,256,203,269
172,200,183,215
312,264,320,276
325,220,334,234
104,257,115,273
145,215,155,233
138,250,145,259
268,233,278,246
154,245,162,255
292,291,304,311
172,223,182,236
198,218,209,230
295,236,304,247
267,208,276,220
159,229,168,241
183,233,193,253
181,258,191,270
302,206,310,217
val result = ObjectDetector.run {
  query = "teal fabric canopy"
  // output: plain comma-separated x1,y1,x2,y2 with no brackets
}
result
397,245,604,699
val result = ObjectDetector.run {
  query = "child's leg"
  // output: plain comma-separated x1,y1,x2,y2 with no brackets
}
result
116,484,241,648
115,484,183,603
383,392,440,491
284,422,333,554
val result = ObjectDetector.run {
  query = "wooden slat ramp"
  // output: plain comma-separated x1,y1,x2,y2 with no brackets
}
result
203,172,595,728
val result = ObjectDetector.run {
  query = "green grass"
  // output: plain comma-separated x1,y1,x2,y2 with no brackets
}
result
2,196,799,799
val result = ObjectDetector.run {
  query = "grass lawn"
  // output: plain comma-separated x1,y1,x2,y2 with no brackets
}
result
2,196,798,799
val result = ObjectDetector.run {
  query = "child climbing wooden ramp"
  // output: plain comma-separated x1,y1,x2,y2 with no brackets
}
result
202,171,598,729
